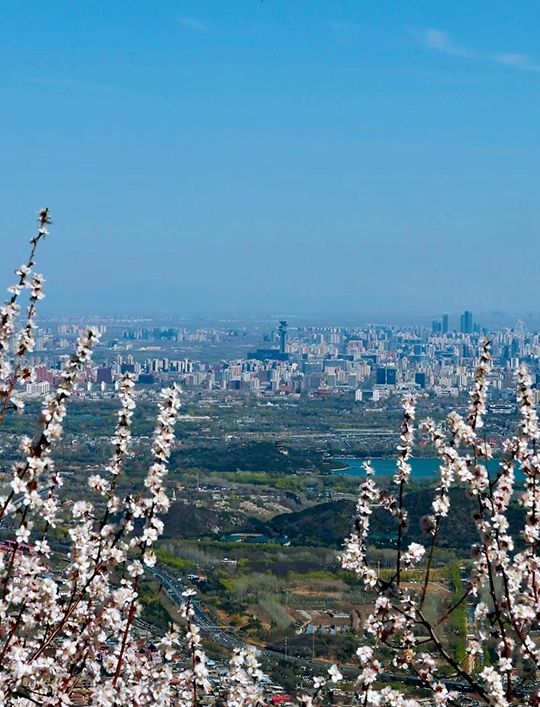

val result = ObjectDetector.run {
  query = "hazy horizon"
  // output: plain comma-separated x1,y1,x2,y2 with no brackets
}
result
35,307,540,332
2,1,540,317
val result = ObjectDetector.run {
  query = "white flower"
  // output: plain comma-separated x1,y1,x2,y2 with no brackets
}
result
402,542,425,567
328,664,342,683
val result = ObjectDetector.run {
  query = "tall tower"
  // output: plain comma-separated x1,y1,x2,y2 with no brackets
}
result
278,320,288,354
460,310,473,334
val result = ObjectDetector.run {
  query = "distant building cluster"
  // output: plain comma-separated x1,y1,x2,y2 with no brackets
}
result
20,315,540,402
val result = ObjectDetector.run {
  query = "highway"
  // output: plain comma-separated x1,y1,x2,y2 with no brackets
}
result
150,566,246,651
150,565,499,698
150,564,364,680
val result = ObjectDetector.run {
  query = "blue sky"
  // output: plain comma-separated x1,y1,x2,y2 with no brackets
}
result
1,1,540,323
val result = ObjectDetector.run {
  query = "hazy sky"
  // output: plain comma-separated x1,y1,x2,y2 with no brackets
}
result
1,1,540,321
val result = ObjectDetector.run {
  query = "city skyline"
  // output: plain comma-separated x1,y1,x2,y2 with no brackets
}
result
22,313,540,405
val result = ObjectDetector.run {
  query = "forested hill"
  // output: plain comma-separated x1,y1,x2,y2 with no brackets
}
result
164,487,526,550
244,487,526,549
170,440,335,474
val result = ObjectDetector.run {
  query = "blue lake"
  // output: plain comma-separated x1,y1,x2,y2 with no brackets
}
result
333,457,524,480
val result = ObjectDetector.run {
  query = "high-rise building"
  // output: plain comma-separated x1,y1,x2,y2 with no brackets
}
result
376,367,397,386
278,320,288,354
442,313,449,333
415,372,427,389
96,366,113,385
460,310,473,334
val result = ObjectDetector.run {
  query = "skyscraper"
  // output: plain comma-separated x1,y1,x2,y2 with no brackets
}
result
442,313,449,334
376,367,397,386
278,320,288,354
460,311,473,334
